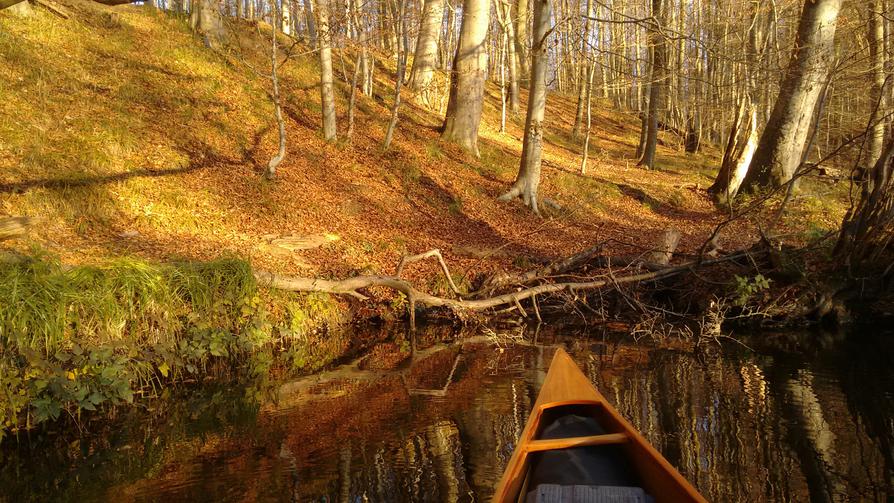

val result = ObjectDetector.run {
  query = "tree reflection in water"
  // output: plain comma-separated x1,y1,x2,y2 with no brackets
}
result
1,326,891,502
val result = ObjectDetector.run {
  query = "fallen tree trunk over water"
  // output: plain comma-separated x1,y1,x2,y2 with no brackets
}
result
255,246,764,327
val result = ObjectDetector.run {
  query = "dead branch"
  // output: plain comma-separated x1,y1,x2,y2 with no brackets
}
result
254,249,763,321
395,249,461,295
479,241,606,293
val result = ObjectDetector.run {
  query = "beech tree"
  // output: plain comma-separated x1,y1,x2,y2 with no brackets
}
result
408,0,446,104
499,0,551,214
190,0,225,41
866,0,887,168
637,0,667,169
317,0,337,141
265,0,286,179
739,0,844,192
708,2,767,201
440,0,489,156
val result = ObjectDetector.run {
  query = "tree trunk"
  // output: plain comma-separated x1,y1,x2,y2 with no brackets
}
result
580,63,595,174
304,0,317,46
383,0,408,149
498,0,551,214
571,0,593,141
709,1,763,201
868,0,887,167
514,0,530,78
281,0,291,35
739,0,844,192
317,0,337,141
442,0,456,70
190,0,225,41
638,0,665,170
408,0,446,100
347,51,362,139
266,7,286,179
440,0,489,156
496,0,519,115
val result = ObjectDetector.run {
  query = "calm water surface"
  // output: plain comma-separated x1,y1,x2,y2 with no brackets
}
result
2,326,893,502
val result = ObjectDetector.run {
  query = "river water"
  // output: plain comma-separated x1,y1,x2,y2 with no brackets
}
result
2,325,892,502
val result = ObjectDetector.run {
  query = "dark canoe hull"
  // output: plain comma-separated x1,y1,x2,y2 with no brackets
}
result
492,348,707,503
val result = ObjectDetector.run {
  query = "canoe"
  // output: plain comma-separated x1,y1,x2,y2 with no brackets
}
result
492,348,707,503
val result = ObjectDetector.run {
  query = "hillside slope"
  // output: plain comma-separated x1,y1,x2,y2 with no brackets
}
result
0,2,840,286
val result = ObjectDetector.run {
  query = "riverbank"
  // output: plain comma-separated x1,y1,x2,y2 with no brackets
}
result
0,253,355,439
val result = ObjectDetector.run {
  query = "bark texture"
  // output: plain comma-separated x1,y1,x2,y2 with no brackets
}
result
638,0,666,169
514,0,530,77
190,0,225,41
867,0,887,167
408,0,446,98
571,0,593,140
740,0,843,191
709,2,763,201
498,0,550,213
266,14,286,179
317,0,338,141
440,0,489,156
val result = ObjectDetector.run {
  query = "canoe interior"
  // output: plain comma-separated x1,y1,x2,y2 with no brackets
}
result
492,349,706,503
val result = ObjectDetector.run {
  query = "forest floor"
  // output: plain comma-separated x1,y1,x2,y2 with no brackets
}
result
0,1,850,300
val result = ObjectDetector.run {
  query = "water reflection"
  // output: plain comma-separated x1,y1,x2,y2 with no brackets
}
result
1,327,892,502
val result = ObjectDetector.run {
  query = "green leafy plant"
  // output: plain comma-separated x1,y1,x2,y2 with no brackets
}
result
733,274,772,306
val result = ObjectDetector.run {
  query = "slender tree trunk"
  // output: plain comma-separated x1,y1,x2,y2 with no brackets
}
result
408,0,446,100
384,0,408,149
500,28,508,133
347,51,362,139
740,0,844,192
267,8,286,179
580,63,595,174
317,0,337,141
498,0,551,214
496,0,520,114
571,0,593,140
281,0,291,35
440,0,489,156
514,0,530,78
443,0,456,70
638,0,665,169
349,0,371,96
304,0,317,46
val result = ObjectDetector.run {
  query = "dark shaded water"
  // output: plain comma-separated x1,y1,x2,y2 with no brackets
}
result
2,326,893,502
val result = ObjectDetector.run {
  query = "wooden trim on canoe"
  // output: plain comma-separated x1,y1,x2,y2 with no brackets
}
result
491,347,707,503
525,432,628,452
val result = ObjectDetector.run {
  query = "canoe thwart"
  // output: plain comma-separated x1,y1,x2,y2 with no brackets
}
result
525,433,628,453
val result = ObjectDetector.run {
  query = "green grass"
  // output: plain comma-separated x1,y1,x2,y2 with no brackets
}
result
478,144,515,178
0,251,346,440
552,171,621,211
